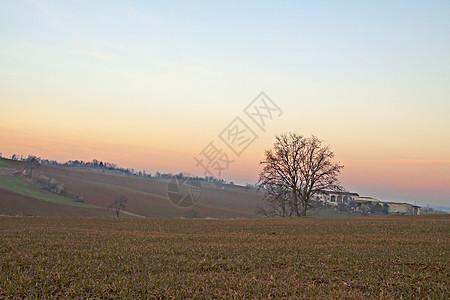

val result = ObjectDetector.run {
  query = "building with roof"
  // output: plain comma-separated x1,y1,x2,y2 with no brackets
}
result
314,191,359,206
314,191,421,215
348,197,421,215
384,202,421,215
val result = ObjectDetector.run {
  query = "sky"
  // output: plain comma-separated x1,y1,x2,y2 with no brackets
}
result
0,0,449,207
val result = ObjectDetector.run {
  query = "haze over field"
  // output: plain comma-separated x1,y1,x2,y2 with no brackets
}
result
1,1,449,207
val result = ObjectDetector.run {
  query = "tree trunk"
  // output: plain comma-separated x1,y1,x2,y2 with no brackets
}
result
292,189,300,217
301,200,307,217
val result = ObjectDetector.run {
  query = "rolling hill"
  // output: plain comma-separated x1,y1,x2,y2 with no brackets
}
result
0,158,263,218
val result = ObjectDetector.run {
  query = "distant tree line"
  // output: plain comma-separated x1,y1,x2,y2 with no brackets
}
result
10,154,151,177
6,154,235,185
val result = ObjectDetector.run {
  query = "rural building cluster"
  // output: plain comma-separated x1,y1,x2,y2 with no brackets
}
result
315,191,421,215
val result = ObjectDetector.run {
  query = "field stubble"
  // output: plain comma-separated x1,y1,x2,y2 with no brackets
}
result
0,215,448,299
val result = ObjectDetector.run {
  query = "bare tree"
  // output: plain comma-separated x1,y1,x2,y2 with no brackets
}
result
24,156,41,178
110,195,128,218
256,184,292,217
258,133,344,217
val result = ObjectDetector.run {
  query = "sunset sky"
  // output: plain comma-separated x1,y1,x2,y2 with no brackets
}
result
1,1,449,207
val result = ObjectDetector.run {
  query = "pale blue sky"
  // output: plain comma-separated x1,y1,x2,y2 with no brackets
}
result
1,0,449,206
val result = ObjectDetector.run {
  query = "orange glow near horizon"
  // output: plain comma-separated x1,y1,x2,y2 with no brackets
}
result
1,124,449,206
340,159,450,203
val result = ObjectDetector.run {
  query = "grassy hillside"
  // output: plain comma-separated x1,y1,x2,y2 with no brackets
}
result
0,175,99,209
0,215,448,298
0,174,114,216
0,157,22,168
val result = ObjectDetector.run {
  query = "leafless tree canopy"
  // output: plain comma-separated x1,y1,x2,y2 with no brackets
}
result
110,195,128,218
24,155,41,178
258,133,344,217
